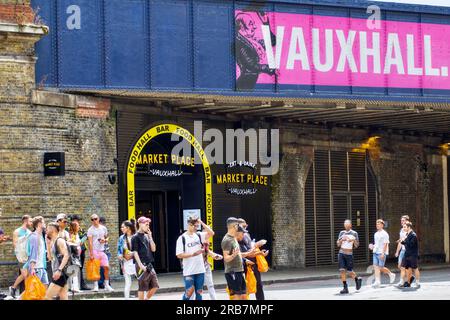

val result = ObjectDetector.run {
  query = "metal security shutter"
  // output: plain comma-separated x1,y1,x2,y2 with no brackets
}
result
349,152,369,262
351,195,368,262
304,149,378,267
367,165,378,243
349,152,366,192
305,166,316,266
331,151,348,193
332,194,349,262
117,110,146,222
314,150,332,265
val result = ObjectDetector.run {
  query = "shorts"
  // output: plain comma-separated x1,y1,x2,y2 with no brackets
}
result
52,271,68,288
34,268,49,286
401,256,418,270
398,249,405,265
338,253,354,272
137,268,159,292
92,250,109,267
373,253,387,267
18,262,27,270
225,272,246,296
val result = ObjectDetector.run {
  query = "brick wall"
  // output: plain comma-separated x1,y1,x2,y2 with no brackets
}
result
369,140,445,262
0,93,119,287
0,1,34,25
271,142,313,268
0,10,119,286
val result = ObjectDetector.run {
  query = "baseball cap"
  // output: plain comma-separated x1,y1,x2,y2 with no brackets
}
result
138,216,151,224
56,214,67,222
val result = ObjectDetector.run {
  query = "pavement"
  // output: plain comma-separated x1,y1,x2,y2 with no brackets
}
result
2,262,449,300
146,267,450,300
70,262,450,300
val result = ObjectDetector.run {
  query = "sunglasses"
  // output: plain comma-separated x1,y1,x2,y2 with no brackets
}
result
91,218,98,221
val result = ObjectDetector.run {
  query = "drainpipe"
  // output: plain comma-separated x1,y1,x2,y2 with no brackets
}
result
443,155,449,263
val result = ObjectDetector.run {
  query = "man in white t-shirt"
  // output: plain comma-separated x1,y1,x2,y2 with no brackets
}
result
369,219,395,287
87,214,113,292
336,220,362,294
176,215,214,300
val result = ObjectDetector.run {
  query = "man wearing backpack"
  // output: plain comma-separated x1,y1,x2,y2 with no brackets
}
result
9,215,32,299
176,215,214,300
45,222,71,300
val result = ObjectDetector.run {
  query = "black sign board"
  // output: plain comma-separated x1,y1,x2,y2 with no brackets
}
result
44,152,65,176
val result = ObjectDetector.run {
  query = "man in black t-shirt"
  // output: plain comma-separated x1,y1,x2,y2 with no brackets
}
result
400,222,420,288
131,216,159,300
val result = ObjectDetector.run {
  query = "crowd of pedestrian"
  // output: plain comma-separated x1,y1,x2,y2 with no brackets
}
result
336,215,421,294
1,210,422,300
113,214,268,300
3,213,112,300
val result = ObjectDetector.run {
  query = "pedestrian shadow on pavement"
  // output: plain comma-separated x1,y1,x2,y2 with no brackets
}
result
395,287,419,292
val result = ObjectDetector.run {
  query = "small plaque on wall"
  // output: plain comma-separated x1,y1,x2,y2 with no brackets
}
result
44,152,65,176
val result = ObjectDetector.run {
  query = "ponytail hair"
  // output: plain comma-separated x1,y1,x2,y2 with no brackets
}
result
124,219,136,235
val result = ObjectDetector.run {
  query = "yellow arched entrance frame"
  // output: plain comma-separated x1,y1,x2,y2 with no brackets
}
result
126,124,214,268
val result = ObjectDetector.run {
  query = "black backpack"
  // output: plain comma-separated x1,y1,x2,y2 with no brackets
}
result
55,237,80,277
179,232,203,268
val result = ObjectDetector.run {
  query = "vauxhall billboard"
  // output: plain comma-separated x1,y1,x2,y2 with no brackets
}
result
33,0,450,102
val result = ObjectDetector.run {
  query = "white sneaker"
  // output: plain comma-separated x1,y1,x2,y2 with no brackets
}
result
372,281,381,288
71,278,81,293
105,284,114,292
397,280,403,286
93,283,99,292
389,273,396,284
412,282,420,289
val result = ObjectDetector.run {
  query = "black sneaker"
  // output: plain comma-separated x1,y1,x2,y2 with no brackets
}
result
8,287,16,299
356,278,362,291
402,282,411,288
340,286,349,294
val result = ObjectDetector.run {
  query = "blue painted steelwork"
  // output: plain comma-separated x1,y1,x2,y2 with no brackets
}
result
32,0,450,102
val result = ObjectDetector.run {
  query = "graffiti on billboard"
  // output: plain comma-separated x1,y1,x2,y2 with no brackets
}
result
235,10,450,91
235,11,278,90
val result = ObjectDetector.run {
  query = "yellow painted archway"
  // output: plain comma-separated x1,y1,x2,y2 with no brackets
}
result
126,124,214,267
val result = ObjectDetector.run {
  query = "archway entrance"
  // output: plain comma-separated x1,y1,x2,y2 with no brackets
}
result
126,124,214,272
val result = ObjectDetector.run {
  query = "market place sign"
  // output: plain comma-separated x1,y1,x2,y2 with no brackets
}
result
215,161,269,195
136,153,196,177
136,153,196,167
44,152,65,177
